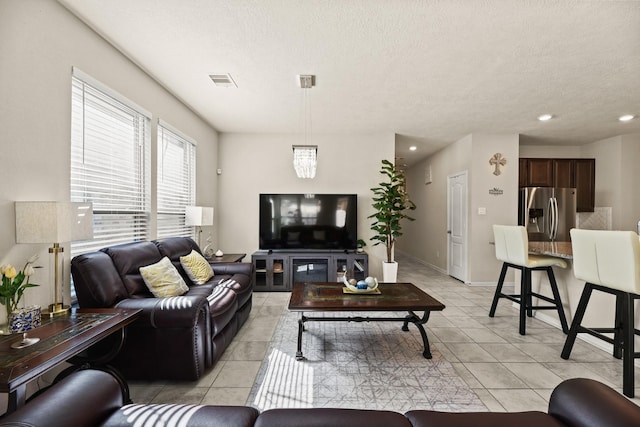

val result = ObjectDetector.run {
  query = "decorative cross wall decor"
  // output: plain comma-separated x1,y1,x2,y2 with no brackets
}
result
489,153,507,176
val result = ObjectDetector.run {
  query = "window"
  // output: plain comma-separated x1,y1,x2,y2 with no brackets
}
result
157,120,196,239
70,68,151,258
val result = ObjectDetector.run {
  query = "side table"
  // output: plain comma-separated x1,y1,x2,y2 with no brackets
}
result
0,308,140,413
207,253,246,263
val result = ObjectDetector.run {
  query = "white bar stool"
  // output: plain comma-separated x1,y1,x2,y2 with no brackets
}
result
561,229,640,398
489,225,569,335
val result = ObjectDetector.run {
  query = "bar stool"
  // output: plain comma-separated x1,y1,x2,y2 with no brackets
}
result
489,225,569,335
561,229,640,398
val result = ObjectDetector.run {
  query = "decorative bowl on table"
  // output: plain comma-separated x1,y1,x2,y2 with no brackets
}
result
342,276,380,294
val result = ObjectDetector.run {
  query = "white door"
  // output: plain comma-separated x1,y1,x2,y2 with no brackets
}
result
447,172,468,282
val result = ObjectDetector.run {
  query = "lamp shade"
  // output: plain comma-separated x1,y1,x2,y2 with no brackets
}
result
185,206,214,226
15,202,93,243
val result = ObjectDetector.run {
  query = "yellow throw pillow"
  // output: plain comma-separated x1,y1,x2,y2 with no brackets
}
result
180,250,214,285
140,257,189,297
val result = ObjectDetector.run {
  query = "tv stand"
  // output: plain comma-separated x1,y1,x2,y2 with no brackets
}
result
251,251,368,292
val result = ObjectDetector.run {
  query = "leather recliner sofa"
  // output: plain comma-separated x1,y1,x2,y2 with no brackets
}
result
1,370,638,427
70,237,253,381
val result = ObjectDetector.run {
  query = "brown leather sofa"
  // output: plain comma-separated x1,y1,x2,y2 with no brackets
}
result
1,370,638,427
70,237,253,381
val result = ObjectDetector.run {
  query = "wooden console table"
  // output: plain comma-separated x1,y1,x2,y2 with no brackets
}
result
0,308,140,413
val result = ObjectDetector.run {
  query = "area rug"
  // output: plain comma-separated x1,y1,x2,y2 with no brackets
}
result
247,310,486,413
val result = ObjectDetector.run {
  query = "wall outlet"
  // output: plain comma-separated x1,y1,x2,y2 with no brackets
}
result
478,207,487,215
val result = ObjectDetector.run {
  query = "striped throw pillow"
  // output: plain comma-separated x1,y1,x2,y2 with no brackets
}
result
180,250,214,285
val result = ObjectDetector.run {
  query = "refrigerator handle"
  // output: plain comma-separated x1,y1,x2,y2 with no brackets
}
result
547,198,554,240
552,197,559,240
555,197,560,239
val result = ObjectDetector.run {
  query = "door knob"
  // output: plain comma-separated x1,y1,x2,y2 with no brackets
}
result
447,230,452,234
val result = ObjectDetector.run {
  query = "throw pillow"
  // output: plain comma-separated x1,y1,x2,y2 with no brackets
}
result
139,257,189,297
180,250,214,285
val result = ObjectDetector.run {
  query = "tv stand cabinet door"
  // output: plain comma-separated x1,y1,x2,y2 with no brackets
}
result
252,254,290,291
333,254,368,282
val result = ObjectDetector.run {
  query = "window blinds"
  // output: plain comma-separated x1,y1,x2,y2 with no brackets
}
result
157,121,196,239
70,72,151,257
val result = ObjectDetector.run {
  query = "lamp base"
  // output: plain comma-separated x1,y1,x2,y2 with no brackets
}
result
11,336,40,349
44,303,70,317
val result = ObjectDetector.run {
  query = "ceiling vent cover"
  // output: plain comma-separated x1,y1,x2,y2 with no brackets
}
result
209,73,237,88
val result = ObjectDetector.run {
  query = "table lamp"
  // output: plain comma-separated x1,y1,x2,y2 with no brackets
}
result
185,206,214,250
15,202,93,315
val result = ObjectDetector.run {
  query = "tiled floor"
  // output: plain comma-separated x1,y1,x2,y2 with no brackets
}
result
130,253,640,411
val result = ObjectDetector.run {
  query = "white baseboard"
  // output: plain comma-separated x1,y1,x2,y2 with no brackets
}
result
468,281,512,287
396,251,448,275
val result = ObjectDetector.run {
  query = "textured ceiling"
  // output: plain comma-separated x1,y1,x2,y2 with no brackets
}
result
58,0,640,165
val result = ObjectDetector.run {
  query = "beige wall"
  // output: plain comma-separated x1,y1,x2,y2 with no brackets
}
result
0,1,219,310
468,134,520,283
519,145,582,158
581,134,640,231
401,136,472,273
400,134,519,284
217,133,394,278
621,135,640,232
581,136,622,226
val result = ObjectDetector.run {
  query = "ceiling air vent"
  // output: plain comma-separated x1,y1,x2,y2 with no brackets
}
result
209,73,237,88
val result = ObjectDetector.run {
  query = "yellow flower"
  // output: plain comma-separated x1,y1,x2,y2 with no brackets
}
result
2,265,17,279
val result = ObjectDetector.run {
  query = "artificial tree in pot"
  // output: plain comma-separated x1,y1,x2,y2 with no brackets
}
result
369,159,416,282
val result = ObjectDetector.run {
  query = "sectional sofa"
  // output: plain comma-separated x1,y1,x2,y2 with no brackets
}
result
70,237,253,381
1,369,637,427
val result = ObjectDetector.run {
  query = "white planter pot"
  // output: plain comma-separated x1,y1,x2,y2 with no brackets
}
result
382,261,398,283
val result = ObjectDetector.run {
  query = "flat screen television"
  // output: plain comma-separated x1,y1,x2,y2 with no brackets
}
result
259,193,358,251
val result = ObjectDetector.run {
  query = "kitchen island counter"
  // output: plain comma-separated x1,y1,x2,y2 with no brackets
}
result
521,239,639,361
528,241,573,259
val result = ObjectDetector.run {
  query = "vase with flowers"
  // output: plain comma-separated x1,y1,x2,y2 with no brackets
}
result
0,255,40,334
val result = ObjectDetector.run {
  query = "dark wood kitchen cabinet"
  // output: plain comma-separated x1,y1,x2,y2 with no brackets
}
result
518,158,529,187
553,159,575,187
574,159,595,212
519,158,595,212
526,159,554,187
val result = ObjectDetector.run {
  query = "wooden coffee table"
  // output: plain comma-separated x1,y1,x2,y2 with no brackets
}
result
288,282,445,360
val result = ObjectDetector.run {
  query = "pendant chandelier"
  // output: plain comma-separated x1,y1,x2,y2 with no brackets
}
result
292,145,317,179
293,74,317,179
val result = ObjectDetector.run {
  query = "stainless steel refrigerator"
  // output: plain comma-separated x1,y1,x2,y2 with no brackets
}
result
518,187,577,241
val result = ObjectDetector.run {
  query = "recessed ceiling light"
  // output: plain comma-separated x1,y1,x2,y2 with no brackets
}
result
619,114,635,122
409,146,417,151
537,114,553,121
